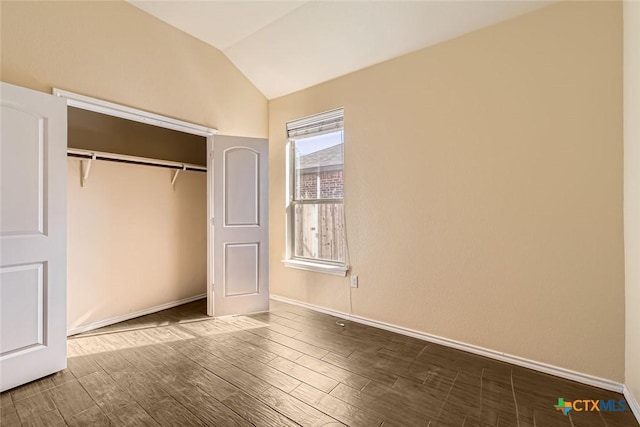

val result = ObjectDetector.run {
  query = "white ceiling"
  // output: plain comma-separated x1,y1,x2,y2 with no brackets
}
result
128,1,552,99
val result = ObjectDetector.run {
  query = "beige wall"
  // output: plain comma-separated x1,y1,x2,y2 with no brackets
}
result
1,1,268,329
625,0,640,407
0,1,267,137
269,1,624,382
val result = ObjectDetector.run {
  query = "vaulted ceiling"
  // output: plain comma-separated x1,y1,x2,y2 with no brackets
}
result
127,1,552,99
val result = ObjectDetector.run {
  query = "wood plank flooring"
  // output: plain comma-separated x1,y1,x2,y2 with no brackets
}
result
1,299,637,426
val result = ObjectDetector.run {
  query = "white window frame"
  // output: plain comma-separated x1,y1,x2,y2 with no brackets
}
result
283,108,348,276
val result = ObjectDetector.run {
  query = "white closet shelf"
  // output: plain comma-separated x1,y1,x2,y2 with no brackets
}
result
67,148,206,188
67,148,207,171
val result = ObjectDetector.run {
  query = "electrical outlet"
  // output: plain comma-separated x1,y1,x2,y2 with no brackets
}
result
350,275,358,288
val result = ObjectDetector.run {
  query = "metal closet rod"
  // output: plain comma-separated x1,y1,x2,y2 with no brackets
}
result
67,148,207,172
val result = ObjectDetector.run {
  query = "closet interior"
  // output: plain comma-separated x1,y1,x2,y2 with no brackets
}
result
66,106,209,335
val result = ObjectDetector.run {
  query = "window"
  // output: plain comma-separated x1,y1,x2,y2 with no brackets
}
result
284,108,348,276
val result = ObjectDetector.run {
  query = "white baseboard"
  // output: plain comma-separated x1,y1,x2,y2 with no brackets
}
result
67,293,206,336
624,385,640,423
270,295,624,394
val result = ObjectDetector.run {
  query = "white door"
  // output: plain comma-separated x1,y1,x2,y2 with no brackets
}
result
209,135,268,317
0,82,67,392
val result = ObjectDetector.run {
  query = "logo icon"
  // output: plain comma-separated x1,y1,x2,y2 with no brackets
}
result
554,398,573,415
553,398,627,416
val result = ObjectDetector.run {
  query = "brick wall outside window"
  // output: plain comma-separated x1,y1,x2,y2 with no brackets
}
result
299,170,344,199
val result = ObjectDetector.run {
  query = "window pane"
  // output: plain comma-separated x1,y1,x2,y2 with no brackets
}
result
294,130,344,200
294,203,345,263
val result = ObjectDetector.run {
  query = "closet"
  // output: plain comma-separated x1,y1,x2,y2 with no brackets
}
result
61,90,269,335
66,106,209,335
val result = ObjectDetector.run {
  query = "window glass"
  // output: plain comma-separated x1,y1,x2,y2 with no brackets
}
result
293,203,345,263
294,131,344,200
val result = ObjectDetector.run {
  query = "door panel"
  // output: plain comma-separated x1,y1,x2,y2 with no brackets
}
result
212,135,268,317
0,82,67,392
0,264,44,354
224,148,259,226
0,104,45,235
224,243,259,296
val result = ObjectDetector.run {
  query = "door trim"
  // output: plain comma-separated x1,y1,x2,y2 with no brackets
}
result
207,136,214,316
52,89,218,317
52,88,217,137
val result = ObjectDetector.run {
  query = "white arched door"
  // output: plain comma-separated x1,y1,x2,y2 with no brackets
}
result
209,135,269,317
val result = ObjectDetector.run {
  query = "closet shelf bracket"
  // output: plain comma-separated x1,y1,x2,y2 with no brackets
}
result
171,165,187,190
81,153,96,188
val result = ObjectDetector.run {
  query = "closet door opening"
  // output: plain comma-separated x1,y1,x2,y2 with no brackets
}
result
59,93,214,336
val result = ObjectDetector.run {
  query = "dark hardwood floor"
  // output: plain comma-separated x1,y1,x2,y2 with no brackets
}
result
1,299,637,426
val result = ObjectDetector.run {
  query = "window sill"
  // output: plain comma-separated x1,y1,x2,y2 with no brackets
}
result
282,259,349,277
